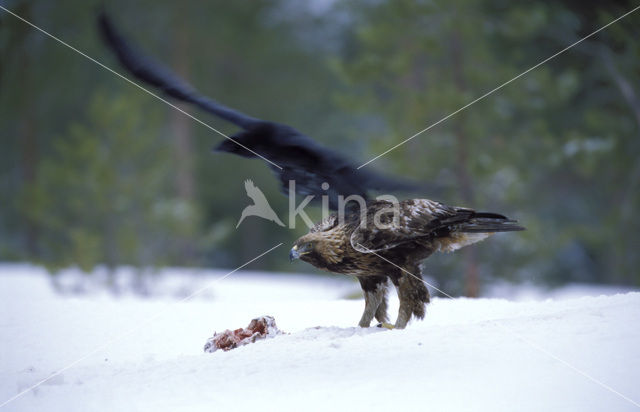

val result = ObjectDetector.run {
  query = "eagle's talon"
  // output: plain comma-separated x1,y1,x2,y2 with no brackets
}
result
376,322,395,330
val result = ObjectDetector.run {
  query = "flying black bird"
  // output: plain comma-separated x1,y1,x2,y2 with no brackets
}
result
98,13,422,210
99,13,524,329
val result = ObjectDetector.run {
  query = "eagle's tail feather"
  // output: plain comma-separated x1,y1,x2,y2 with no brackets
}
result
458,213,525,233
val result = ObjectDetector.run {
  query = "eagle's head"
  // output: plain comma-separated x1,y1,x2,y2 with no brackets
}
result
289,232,343,267
289,237,317,263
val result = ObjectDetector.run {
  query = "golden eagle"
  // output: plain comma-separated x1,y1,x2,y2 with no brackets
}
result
99,14,524,329
290,199,523,328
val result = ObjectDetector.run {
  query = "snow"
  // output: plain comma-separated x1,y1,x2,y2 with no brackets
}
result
1,263,640,411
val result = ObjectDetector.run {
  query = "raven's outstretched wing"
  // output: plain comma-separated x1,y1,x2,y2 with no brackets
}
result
98,13,259,129
98,13,429,209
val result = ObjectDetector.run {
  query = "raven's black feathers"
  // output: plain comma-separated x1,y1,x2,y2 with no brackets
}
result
98,13,425,209
98,13,259,129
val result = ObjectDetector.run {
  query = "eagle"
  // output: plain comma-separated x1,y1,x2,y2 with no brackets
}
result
99,13,524,329
290,200,522,328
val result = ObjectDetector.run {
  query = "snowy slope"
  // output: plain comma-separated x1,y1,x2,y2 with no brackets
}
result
1,264,639,412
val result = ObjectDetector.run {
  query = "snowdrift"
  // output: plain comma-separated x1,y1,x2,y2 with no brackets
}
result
1,264,639,411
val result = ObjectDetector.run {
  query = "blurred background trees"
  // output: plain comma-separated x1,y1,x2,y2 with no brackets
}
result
1,0,638,294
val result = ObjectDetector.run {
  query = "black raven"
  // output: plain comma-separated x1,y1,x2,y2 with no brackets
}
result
98,13,422,210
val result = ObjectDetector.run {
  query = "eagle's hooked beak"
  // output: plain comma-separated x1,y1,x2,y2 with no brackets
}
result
289,245,300,262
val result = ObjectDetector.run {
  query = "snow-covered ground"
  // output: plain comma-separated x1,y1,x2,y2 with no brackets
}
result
1,263,639,411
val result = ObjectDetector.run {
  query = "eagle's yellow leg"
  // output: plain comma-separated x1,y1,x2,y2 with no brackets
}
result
376,322,395,330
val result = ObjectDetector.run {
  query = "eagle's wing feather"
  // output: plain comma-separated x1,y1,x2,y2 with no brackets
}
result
351,199,523,253
351,199,457,253
309,214,339,233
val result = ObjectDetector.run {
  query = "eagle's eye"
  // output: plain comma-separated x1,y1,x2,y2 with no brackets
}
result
290,241,315,262
298,242,314,254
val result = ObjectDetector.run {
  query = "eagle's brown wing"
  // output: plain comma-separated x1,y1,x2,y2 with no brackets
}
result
350,199,457,253
350,199,522,253
309,214,339,233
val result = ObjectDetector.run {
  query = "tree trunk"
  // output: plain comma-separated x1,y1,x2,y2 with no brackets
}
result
170,16,195,201
20,109,39,256
16,4,40,257
169,12,196,261
450,31,479,297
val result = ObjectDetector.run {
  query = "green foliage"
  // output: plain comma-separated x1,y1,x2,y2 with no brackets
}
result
1,0,639,290
334,0,640,289
19,91,199,272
